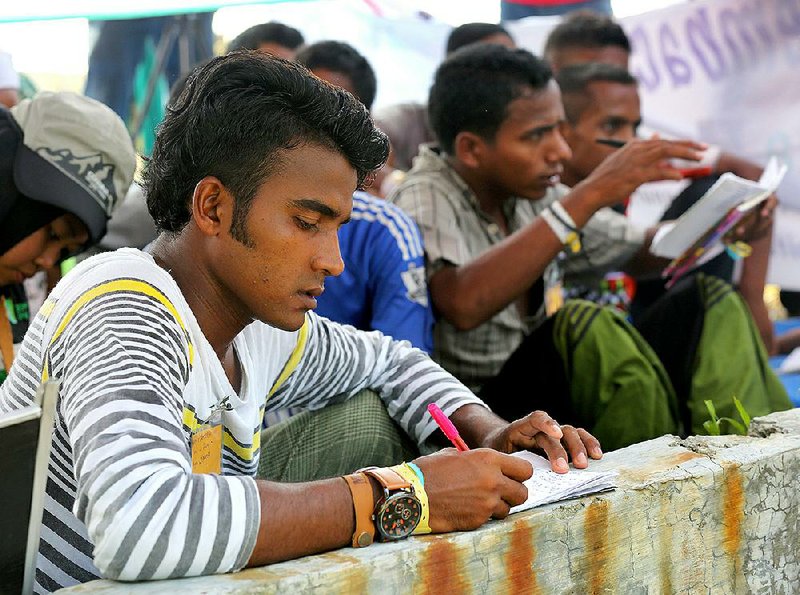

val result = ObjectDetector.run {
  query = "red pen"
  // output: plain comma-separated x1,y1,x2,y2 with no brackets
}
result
677,166,713,178
427,403,470,451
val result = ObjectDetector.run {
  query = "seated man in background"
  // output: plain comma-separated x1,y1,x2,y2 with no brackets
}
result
374,22,516,172
297,40,433,352
543,11,778,351
555,62,775,350
0,92,136,385
0,53,600,591
389,44,790,450
227,21,305,59
543,10,767,181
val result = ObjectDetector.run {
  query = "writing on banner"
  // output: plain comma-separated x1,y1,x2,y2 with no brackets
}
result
627,0,800,93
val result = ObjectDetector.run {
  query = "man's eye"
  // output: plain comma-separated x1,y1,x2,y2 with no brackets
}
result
295,217,319,231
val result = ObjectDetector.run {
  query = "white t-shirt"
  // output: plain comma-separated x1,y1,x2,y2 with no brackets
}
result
0,248,483,591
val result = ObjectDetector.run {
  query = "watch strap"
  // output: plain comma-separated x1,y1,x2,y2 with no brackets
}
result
343,473,375,547
359,466,410,491
392,463,431,535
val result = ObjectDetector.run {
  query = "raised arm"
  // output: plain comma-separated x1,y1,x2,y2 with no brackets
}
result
398,139,704,330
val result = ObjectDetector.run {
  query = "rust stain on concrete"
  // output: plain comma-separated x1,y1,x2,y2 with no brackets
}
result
619,450,705,484
419,538,469,595
319,551,363,566
722,465,745,578
338,566,369,593
505,520,540,594
658,495,674,595
584,499,610,594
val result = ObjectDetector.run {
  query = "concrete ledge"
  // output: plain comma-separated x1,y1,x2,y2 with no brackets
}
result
62,409,800,594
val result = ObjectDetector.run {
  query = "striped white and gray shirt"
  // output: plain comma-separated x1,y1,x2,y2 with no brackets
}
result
0,248,484,592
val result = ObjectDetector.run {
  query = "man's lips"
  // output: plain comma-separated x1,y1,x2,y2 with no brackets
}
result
541,173,561,186
297,286,324,309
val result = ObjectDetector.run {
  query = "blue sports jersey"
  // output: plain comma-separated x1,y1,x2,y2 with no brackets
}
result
316,191,434,353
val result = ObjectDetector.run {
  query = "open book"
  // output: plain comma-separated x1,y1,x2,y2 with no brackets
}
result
509,451,617,514
650,157,787,286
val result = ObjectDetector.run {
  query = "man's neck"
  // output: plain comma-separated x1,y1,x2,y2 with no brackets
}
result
449,158,512,228
150,233,250,363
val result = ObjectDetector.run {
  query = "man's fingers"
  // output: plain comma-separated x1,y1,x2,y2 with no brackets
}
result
578,428,603,459
491,498,512,520
496,451,534,483
560,425,588,468
535,434,569,474
521,410,563,439
498,475,529,509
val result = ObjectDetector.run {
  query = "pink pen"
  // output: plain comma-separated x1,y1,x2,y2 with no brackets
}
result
427,403,470,451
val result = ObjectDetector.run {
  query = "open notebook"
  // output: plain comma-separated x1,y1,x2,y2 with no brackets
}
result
650,157,787,286
0,380,59,595
509,451,617,514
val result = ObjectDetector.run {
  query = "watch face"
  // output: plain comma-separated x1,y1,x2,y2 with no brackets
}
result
376,492,422,541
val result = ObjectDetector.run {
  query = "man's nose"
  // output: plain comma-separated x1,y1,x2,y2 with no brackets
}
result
314,233,345,277
34,241,62,269
549,130,572,163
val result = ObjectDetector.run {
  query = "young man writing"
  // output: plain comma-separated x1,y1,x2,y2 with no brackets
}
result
388,44,789,449
0,53,600,592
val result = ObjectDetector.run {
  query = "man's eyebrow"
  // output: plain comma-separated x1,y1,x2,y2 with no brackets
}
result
605,116,638,126
289,198,342,219
64,215,86,238
524,120,562,137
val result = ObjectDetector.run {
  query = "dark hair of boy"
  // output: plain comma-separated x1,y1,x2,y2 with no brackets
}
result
543,11,631,62
227,21,305,53
144,52,388,242
445,22,513,55
428,44,552,155
556,62,638,124
295,41,377,112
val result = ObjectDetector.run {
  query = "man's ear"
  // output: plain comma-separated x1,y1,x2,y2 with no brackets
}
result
453,131,489,169
192,176,233,237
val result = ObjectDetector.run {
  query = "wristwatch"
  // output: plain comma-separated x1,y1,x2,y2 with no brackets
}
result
360,466,422,541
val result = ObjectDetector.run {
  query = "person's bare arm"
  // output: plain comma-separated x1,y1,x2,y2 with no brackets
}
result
737,218,775,354
247,447,538,565
248,478,355,566
432,139,704,330
715,152,763,181
622,224,670,278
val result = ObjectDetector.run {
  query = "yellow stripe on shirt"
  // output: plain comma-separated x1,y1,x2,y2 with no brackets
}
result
268,316,309,398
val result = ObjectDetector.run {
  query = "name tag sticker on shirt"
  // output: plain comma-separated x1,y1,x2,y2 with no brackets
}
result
192,421,222,474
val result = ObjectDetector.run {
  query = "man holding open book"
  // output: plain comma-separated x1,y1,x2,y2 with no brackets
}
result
389,44,790,452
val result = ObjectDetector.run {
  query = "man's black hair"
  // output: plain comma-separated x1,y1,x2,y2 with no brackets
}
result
543,11,631,60
144,52,388,241
445,22,513,55
227,21,305,53
556,62,637,123
428,44,552,155
295,41,377,112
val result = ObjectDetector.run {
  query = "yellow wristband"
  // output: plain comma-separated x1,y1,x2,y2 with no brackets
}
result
391,463,431,534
